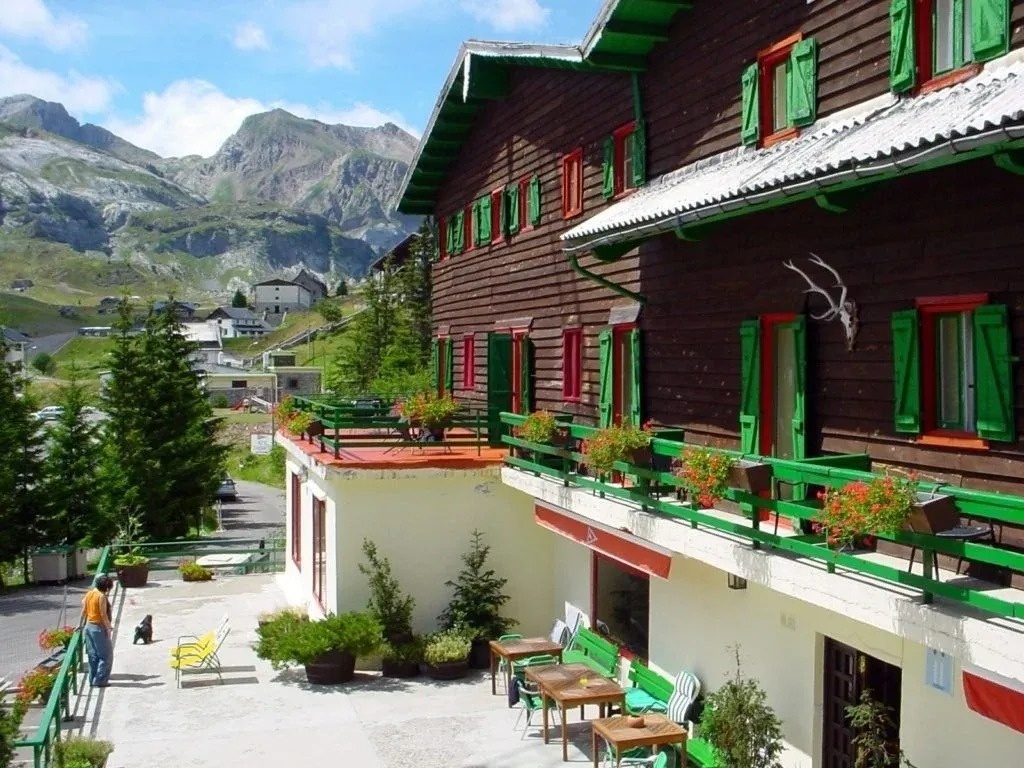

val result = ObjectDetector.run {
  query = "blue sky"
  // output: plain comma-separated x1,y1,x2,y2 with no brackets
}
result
0,0,605,157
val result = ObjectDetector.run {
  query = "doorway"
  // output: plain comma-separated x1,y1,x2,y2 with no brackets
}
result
486,332,532,447
822,638,902,768
592,552,649,658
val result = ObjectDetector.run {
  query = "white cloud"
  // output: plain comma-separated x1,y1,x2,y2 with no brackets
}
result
232,22,270,52
461,0,549,31
0,45,117,115
0,0,88,51
104,79,416,158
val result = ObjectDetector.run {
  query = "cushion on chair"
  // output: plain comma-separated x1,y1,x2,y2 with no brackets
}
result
625,688,668,713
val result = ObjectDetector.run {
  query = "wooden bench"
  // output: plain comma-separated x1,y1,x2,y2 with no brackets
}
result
561,627,619,677
620,658,673,714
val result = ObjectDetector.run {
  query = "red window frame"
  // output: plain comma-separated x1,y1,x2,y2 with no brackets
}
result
438,217,448,261
915,293,989,447
438,335,450,396
462,334,475,389
511,328,528,414
611,323,636,426
311,495,326,608
519,176,533,232
290,472,302,567
913,0,985,95
464,204,475,251
490,189,503,244
612,122,636,197
757,33,801,148
561,148,583,218
562,328,583,402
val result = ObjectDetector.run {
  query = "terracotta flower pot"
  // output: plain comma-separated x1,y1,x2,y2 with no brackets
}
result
903,492,959,534
381,659,420,678
728,460,773,494
423,660,469,680
627,715,646,728
116,563,149,589
625,446,653,467
304,650,356,685
468,637,491,669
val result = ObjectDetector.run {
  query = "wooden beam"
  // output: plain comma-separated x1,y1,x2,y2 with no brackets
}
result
993,150,1024,175
585,52,648,71
603,21,671,41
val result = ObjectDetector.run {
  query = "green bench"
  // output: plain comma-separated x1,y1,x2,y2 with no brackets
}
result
620,659,673,714
684,737,717,767
561,627,619,677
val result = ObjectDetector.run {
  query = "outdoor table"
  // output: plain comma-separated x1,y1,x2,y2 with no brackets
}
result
489,636,564,695
526,663,625,762
591,714,687,768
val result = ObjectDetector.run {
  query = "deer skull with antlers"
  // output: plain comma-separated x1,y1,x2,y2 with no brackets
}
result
782,253,859,351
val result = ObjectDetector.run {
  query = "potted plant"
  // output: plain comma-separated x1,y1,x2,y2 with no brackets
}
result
438,529,516,669
422,628,473,680
38,625,76,652
517,410,571,447
400,393,460,439
0,689,26,768
581,421,654,475
257,606,307,629
845,689,918,767
676,447,736,509
255,610,381,685
358,539,420,677
54,736,114,768
178,560,214,582
285,410,315,437
16,668,57,705
113,515,149,588
817,474,920,551
700,649,783,768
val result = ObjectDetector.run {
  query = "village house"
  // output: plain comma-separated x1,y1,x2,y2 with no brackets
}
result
279,2,1024,766
205,306,270,339
253,277,313,315
2,327,30,376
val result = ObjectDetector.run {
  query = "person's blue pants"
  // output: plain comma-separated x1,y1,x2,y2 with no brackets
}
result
84,623,112,686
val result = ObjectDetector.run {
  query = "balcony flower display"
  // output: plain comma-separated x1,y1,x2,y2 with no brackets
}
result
817,474,918,550
37,625,76,651
582,421,653,475
399,393,459,437
516,410,570,446
676,447,736,509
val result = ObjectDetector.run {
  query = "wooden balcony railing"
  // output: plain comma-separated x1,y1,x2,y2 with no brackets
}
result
499,412,1024,622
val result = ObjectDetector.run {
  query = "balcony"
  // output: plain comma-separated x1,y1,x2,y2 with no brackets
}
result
499,413,1024,623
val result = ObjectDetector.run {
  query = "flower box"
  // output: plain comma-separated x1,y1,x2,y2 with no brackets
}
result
728,460,773,494
903,492,959,535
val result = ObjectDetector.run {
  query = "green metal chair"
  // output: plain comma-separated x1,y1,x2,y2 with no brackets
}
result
495,633,523,692
514,678,559,738
511,653,559,685
602,744,672,768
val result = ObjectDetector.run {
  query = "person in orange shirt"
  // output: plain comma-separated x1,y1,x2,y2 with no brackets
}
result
81,575,114,687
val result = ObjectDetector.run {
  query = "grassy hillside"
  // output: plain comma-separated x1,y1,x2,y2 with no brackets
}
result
0,292,109,335
51,336,115,375
222,299,358,359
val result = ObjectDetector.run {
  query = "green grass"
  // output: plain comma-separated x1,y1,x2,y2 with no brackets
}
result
228,443,286,489
0,292,110,335
51,336,115,375
211,408,274,426
222,302,356,358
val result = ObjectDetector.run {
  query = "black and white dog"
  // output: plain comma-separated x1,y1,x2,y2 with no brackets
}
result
133,614,153,645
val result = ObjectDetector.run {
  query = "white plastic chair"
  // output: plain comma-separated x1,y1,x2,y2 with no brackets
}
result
666,669,701,724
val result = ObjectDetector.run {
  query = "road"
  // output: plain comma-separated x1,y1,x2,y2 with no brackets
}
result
0,479,284,684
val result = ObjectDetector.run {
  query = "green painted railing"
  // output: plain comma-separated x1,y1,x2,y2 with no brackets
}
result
127,538,285,574
499,413,1024,621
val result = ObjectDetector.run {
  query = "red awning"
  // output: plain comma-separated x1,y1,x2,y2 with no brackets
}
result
534,503,672,579
963,665,1024,735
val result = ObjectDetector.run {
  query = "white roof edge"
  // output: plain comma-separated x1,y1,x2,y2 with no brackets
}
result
581,0,626,58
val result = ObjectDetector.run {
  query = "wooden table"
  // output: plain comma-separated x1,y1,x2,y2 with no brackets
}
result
489,637,564,695
526,663,625,762
591,714,687,768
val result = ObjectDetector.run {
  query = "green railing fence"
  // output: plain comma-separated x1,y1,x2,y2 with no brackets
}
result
499,412,1024,621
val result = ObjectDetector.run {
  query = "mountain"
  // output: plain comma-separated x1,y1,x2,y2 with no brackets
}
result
0,98,418,303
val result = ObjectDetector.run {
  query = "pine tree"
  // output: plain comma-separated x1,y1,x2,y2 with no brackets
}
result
231,289,248,308
335,279,348,297
41,367,107,546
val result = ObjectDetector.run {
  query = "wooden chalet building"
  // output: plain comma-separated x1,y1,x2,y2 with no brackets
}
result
396,0,1024,765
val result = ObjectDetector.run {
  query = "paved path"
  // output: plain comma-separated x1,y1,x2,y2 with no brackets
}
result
212,479,285,543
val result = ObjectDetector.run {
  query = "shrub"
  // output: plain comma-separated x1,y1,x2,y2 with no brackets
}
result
54,737,114,768
438,529,515,640
31,352,54,375
179,561,214,582
818,474,918,550
677,447,736,509
255,611,381,670
423,628,472,665
358,539,414,643
276,395,297,420
0,690,26,768
285,410,314,435
399,392,459,427
381,636,425,664
38,625,76,651
845,690,919,768
211,394,229,409
581,422,653,475
17,668,57,703
516,410,560,443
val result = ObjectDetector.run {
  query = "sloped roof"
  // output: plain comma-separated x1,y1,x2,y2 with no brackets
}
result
562,59,1024,252
369,232,418,273
2,327,30,344
207,306,259,321
398,0,694,215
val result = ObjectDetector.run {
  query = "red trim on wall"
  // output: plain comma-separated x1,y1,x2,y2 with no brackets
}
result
963,667,1024,735
462,334,475,389
535,504,672,579
562,328,583,402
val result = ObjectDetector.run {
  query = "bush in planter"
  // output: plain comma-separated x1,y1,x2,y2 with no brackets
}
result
438,529,516,668
16,668,56,704
112,514,150,586
380,636,425,677
285,410,315,436
399,392,460,429
581,422,653,475
700,648,783,768
38,625,76,651
255,611,381,683
179,560,214,582
0,689,26,768
676,447,736,509
423,628,473,677
358,539,420,675
54,737,114,768
516,410,561,444
257,606,308,628
817,473,918,550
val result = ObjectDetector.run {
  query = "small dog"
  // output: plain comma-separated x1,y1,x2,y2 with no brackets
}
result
133,614,153,645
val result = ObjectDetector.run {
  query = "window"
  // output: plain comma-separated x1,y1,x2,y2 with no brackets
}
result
519,174,541,230
603,122,646,198
462,334,475,389
890,0,1008,94
287,377,299,389
290,472,302,567
592,552,649,658
464,203,475,251
562,328,583,401
490,189,503,244
598,325,641,427
891,295,1015,445
433,336,453,395
740,36,819,147
311,496,326,607
231,380,247,388
561,149,583,218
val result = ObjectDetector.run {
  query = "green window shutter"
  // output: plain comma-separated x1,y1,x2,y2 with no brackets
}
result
971,0,1010,62
787,38,819,128
740,64,760,147
527,174,541,226
506,184,520,235
598,329,614,428
789,316,807,462
973,304,1016,442
472,199,482,246
452,210,465,253
478,195,492,243
498,191,507,237
486,333,513,447
518,335,533,414
443,217,453,256
602,136,615,198
631,122,647,188
629,328,642,427
890,309,922,434
739,319,761,454
430,338,440,393
889,0,917,93
444,339,454,395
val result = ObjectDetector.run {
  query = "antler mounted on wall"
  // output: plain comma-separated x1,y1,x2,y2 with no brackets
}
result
782,253,860,351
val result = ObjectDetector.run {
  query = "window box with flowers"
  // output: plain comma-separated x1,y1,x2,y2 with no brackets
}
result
817,474,958,550
675,448,773,509
582,422,654,475
399,393,460,440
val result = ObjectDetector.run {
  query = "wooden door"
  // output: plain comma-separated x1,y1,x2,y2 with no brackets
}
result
486,333,512,447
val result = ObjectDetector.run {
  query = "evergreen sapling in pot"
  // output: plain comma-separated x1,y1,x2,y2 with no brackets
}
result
438,529,516,669
358,539,421,677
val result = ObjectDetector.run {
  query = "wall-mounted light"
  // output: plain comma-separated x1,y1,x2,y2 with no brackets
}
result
727,573,747,590
300,466,309,482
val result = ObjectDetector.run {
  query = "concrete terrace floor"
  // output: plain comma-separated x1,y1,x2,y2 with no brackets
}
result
86,574,607,768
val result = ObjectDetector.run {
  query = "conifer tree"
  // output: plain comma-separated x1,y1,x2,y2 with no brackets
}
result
231,289,248,308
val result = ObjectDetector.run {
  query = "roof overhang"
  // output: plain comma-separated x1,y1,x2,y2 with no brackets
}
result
397,0,693,216
561,59,1024,257
369,232,418,273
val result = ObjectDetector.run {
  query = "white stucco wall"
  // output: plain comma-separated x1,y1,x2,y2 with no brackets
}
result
255,284,309,311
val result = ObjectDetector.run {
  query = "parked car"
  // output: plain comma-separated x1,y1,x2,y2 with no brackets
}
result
216,477,238,501
33,406,65,421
